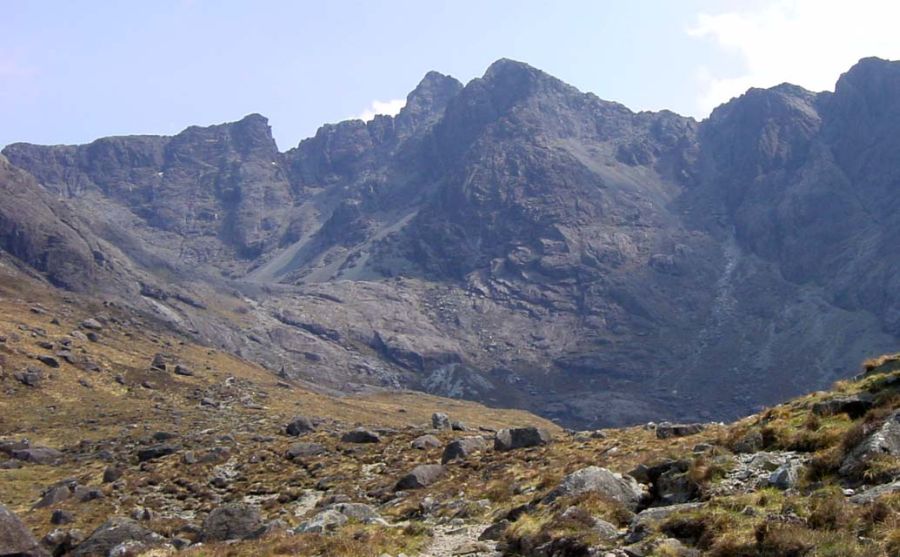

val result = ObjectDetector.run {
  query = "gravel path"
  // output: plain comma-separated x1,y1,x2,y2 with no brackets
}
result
418,522,499,557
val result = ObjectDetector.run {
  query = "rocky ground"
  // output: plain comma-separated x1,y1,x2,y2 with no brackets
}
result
0,266,898,556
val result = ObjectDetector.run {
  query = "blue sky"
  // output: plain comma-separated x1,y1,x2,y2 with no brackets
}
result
2,0,898,150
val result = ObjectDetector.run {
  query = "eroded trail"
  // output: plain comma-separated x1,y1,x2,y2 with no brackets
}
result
419,522,498,557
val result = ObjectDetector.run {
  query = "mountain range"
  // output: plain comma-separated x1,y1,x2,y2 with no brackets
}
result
2,56,899,428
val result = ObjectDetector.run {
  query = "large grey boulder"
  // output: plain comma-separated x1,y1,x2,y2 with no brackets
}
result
441,436,487,463
626,502,705,543
848,480,900,504
11,447,62,465
811,394,873,418
546,466,644,510
411,434,441,450
432,412,451,430
0,504,47,556
839,410,900,477
285,442,326,460
494,427,551,451
340,428,381,443
767,462,802,490
71,518,162,556
396,464,446,490
200,504,264,542
285,416,316,436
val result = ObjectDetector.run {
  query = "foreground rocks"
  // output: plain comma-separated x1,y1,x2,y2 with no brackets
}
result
70,518,163,557
0,505,47,556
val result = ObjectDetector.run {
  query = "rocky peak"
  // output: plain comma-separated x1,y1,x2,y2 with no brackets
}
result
701,82,823,187
394,71,463,135
228,113,281,155
824,57,900,207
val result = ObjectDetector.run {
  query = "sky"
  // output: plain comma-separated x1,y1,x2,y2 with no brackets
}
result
2,0,899,150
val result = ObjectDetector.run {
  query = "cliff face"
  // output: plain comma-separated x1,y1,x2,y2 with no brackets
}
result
2,58,899,427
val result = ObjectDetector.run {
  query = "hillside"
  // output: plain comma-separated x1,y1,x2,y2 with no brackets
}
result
1,58,899,427
0,264,897,556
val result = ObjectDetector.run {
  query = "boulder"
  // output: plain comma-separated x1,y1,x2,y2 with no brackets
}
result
14,368,43,387
33,484,72,509
767,462,802,490
285,442,326,460
479,520,509,541
200,504,264,542
655,422,705,439
11,447,63,465
395,464,446,490
626,503,704,544
0,504,47,556
294,509,347,533
51,510,74,525
327,503,385,525
494,427,551,451
136,444,177,462
80,319,103,331
71,518,162,557
150,353,167,371
441,436,487,464
101,466,122,483
173,364,194,377
340,428,381,443
432,412,451,430
812,394,873,419
285,416,316,436
411,434,441,450
546,466,644,510
36,355,59,368
839,410,900,477
848,479,900,504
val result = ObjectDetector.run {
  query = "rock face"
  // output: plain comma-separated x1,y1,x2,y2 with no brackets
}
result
0,504,47,556
3,58,900,427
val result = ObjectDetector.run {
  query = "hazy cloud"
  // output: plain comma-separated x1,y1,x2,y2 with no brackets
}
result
353,98,406,121
688,0,900,116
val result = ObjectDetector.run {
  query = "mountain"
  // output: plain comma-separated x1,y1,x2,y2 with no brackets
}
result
2,57,900,428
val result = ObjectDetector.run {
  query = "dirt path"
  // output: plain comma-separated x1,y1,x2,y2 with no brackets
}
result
418,522,498,557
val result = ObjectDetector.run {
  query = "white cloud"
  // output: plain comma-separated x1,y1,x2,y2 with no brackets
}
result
688,0,900,116
352,98,406,121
